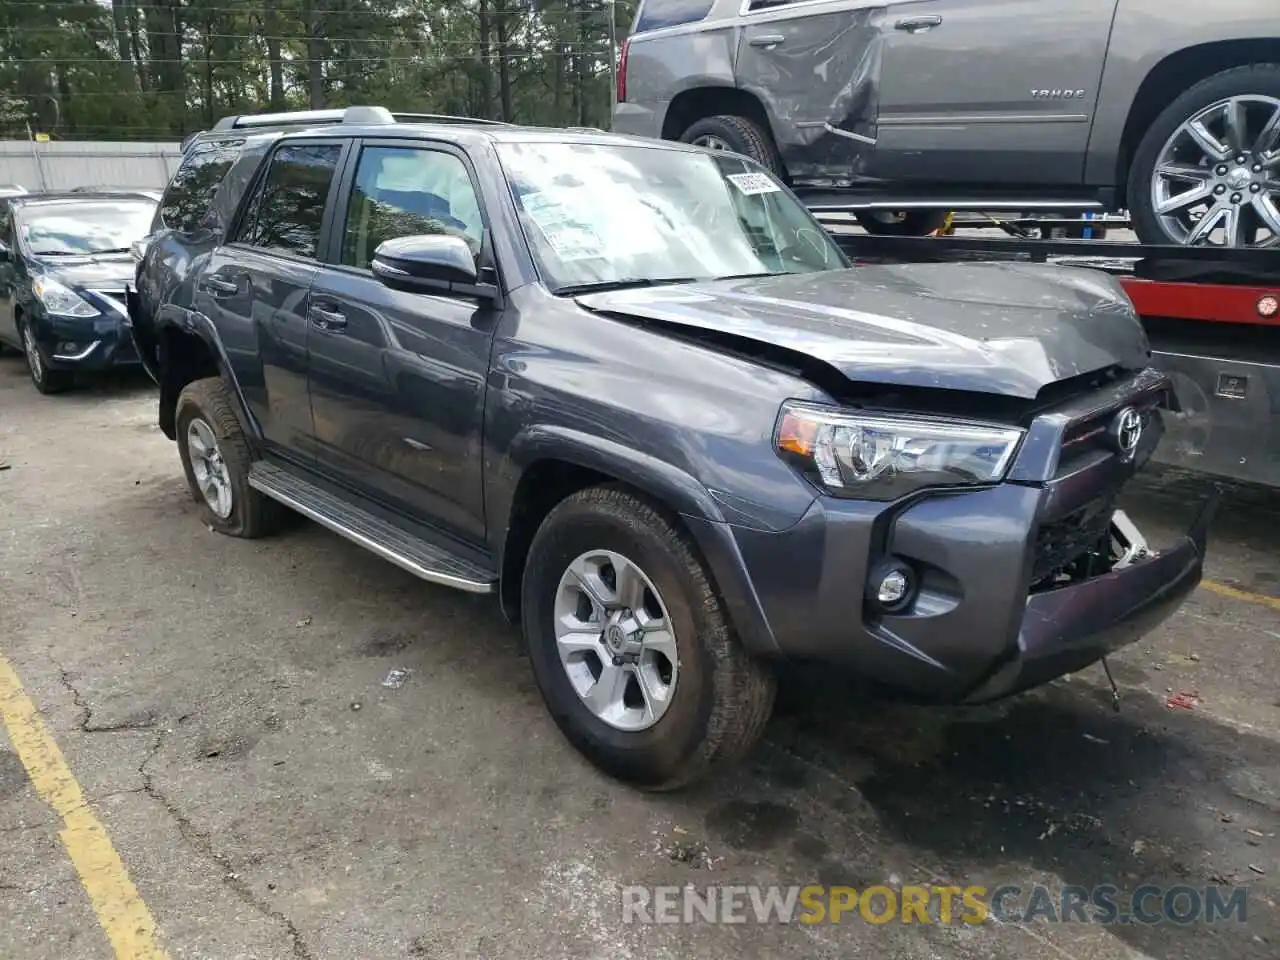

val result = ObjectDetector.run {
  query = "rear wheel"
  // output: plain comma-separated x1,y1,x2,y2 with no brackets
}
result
854,209,951,236
522,487,776,790
1129,63,1280,248
680,114,784,177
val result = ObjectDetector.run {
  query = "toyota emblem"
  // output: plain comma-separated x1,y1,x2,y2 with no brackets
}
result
1110,407,1144,459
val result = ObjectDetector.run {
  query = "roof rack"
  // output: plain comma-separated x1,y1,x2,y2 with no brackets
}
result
210,105,507,132
390,112,510,126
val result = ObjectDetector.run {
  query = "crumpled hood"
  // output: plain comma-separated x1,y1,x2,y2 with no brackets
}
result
37,255,134,290
575,263,1150,399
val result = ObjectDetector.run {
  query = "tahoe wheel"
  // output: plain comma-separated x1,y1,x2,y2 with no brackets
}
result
680,115,785,177
1129,64,1280,247
522,487,776,790
20,321,72,395
854,209,951,236
175,376,284,538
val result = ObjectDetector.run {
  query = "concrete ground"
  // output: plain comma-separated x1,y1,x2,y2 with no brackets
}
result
0,360,1275,960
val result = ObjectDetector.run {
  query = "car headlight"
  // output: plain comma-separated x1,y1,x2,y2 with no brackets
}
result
31,277,98,318
775,402,1025,501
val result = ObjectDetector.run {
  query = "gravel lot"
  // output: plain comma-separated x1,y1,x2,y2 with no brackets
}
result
0,358,1276,960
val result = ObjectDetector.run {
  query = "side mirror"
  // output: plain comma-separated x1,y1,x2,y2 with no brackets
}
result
372,234,478,288
0,242,8,263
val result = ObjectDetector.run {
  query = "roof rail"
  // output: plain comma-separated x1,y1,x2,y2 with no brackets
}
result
211,105,398,131
390,112,510,126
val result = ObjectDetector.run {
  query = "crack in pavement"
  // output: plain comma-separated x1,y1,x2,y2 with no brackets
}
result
55,662,156,733
139,727,315,960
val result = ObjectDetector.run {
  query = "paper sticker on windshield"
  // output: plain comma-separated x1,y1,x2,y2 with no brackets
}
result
543,225,604,262
727,172,781,196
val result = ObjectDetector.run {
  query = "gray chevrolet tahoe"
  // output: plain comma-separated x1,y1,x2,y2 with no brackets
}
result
614,0,1280,248
131,106,1211,790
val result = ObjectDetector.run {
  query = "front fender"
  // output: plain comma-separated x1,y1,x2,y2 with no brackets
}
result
153,303,261,444
496,425,782,657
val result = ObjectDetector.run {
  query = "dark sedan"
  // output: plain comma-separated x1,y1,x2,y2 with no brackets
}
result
0,192,156,393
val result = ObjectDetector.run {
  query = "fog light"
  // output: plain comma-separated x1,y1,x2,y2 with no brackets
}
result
57,341,81,354
870,560,915,612
877,569,909,604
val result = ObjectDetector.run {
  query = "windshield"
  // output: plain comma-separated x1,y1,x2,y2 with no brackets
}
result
19,200,156,256
495,141,847,292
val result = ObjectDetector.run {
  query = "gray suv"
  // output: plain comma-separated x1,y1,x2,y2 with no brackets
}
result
613,0,1280,248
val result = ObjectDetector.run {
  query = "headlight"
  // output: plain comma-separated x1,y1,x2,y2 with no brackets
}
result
31,277,98,318
775,402,1025,501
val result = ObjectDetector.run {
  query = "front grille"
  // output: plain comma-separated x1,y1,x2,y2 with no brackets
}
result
1032,493,1118,585
91,290,127,314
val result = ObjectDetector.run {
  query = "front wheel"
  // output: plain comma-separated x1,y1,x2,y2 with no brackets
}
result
1129,63,1280,248
175,376,286,538
20,321,72,395
522,487,776,790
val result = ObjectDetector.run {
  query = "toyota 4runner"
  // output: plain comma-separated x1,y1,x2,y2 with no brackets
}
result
128,106,1213,789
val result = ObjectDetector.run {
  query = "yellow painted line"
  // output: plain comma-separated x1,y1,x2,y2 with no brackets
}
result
0,655,171,960
1200,579,1280,612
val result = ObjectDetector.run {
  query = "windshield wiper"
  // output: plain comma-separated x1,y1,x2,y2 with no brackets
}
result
93,247,133,255
32,250,79,256
553,277,699,296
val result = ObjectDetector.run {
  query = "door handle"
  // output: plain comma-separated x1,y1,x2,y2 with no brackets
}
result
309,303,347,332
199,275,239,298
748,34,785,48
895,14,942,32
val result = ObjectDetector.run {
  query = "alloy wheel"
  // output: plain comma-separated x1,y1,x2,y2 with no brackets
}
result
693,135,732,151
186,417,234,519
1151,95,1280,247
553,549,680,732
22,325,43,383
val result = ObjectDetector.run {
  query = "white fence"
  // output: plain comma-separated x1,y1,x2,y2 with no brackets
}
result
0,140,183,192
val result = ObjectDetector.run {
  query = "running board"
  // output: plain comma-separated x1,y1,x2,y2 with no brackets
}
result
248,461,497,594
803,196,1106,213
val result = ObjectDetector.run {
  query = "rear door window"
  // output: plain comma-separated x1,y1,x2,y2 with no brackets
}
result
160,139,242,233
635,0,716,33
233,142,344,260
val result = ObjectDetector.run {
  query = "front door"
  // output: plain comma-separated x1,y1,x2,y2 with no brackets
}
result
193,139,347,457
307,140,495,543
872,0,1120,184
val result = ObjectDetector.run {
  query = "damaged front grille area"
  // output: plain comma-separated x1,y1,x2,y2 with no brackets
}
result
1031,492,1121,589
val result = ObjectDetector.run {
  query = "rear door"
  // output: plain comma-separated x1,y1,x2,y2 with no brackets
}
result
736,0,888,181
872,0,1120,184
305,139,497,544
192,138,348,458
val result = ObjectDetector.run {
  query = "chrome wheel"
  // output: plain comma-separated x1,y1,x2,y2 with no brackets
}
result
693,134,731,151
553,550,680,733
186,418,233,519
22,325,43,383
1151,95,1280,247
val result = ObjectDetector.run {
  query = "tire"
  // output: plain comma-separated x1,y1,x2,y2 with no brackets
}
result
174,376,285,538
679,114,785,178
854,209,952,236
1128,63,1280,247
522,486,776,790
18,319,73,395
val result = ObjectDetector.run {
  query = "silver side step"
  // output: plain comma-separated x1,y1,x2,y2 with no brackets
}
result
806,198,1106,213
248,462,496,594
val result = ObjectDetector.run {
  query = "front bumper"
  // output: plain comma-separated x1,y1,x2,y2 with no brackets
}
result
33,315,139,371
718,369,1212,704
